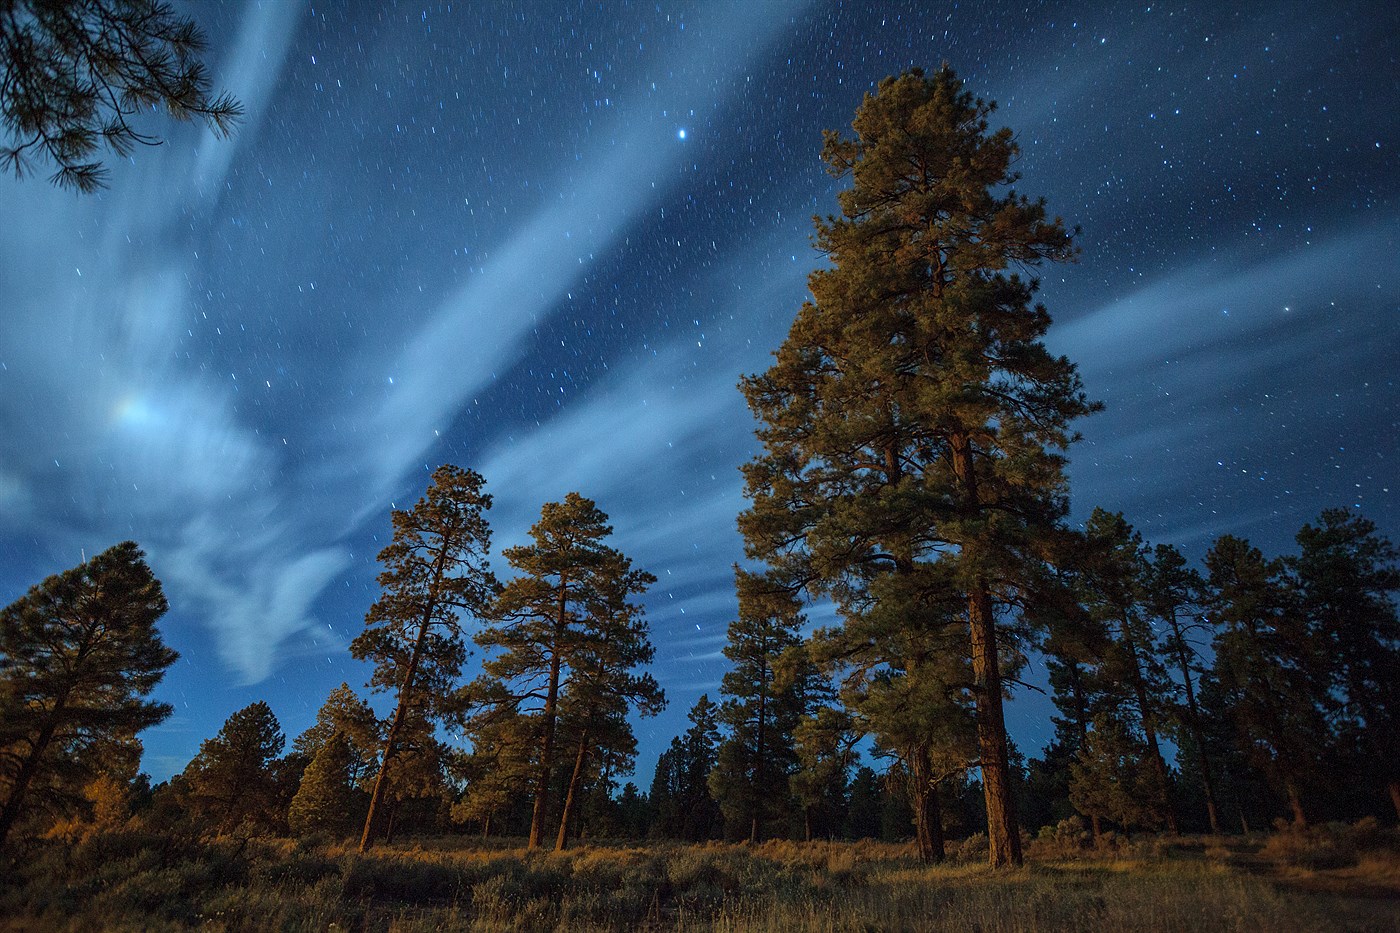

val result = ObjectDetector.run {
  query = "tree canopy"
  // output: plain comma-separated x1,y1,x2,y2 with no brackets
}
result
0,541,176,848
1,0,242,190
738,66,1096,867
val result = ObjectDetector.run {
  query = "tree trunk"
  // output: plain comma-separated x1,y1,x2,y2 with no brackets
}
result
804,807,813,843
970,581,1022,867
1090,813,1103,844
482,814,491,840
0,702,64,850
950,432,1021,869
360,595,438,853
555,728,591,852
909,758,945,864
1167,614,1221,834
530,588,568,849
1120,626,1178,834
1285,780,1307,827
1389,781,1400,823
385,799,399,844
1239,810,1250,835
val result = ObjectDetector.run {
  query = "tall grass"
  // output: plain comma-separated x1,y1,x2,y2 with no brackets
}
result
1,826,1395,931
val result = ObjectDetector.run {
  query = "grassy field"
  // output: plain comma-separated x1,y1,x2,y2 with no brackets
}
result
2,824,1397,931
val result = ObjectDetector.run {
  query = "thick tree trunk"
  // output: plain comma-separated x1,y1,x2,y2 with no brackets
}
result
530,588,569,849
950,432,1021,868
970,581,1022,867
555,729,591,852
910,768,945,863
0,704,64,850
1389,781,1400,823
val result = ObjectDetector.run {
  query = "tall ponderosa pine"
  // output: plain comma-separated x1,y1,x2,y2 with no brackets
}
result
351,464,497,852
552,547,664,851
739,67,1097,867
463,493,655,849
0,541,176,849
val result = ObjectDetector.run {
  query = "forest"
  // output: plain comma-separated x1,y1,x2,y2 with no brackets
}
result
2,68,1398,932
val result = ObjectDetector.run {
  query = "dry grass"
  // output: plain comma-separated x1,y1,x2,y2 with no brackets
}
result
1,825,1396,931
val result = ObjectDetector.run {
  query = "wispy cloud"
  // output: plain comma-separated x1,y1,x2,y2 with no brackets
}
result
0,0,813,683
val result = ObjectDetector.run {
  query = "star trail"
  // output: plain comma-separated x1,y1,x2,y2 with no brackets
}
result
1,0,1395,782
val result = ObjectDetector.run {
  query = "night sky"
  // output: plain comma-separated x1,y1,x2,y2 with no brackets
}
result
1,1,1396,785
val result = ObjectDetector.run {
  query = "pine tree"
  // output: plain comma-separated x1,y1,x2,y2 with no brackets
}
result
182,701,285,834
1291,510,1400,819
351,464,497,852
791,705,860,842
649,694,723,840
710,569,808,842
1069,712,1168,832
843,766,883,839
1078,509,1178,833
450,709,537,838
0,541,176,849
287,735,358,838
1204,535,1329,825
806,563,976,861
293,683,382,790
1144,543,1221,833
0,0,242,190
738,67,1098,867
462,492,655,849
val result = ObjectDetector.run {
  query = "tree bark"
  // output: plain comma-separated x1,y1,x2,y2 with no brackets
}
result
1389,781,1400,823
908,750,945,863
555,728,591,852
951,431,1021,868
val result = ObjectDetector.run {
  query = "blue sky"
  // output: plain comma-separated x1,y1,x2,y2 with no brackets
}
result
0,0,1395,783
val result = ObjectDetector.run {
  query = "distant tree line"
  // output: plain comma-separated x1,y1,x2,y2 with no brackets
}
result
1,68,1395,871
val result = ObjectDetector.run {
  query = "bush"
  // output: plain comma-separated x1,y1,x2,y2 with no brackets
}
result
1029,817,1091,860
